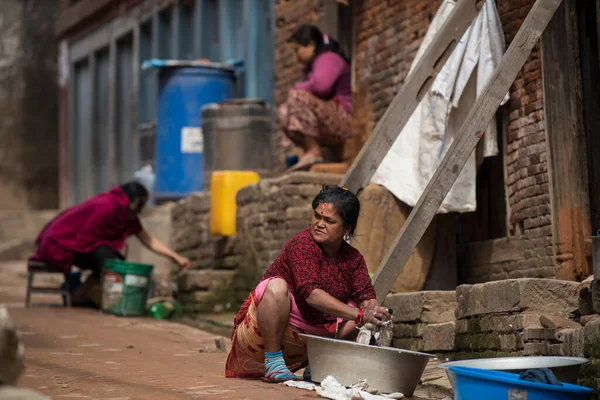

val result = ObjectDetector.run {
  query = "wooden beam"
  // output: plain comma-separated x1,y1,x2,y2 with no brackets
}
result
373,0,565,301
55,0,116,37
597,0,600,55
542,0,591,280
340,0,485,193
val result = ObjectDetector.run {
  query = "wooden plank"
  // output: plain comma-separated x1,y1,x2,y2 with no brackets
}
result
542,0,592,280
372,0,565,301
340,0,485,194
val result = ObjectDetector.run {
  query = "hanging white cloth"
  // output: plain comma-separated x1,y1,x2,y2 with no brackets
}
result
372,0,508,214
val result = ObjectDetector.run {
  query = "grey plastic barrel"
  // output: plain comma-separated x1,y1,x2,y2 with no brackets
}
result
201,99,274,186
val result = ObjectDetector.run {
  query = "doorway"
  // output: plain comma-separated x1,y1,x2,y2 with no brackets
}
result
577,0,600,232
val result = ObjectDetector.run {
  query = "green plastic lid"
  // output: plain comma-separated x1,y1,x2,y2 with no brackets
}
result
104,259,154,276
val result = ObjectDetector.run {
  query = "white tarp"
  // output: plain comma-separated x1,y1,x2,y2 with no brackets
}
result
372,0,508,214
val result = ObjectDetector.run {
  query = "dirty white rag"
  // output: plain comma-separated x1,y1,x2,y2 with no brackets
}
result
372,0,508,214
284,376,404,399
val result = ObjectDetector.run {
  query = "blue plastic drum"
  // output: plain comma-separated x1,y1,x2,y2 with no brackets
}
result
154,66,234,199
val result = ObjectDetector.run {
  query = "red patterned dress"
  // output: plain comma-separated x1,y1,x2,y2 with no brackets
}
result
225,228,376,378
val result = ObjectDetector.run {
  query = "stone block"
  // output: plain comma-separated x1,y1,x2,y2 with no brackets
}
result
423,322,456,352
393,323,426,338
523,342,549,356
171,200,189,220
456,279,580,319
421,291,457,323
287,220,309,231
583,318,600,358
556,328,584,357
282,184,322,198
592,280,600,314
499,334,524,351
177,270,236,292
177,291,213,303
478,313,542,333
384,291,456,323
577,281,594,316
287,172,342,186
523,328,557,341
189,193,211,213
286,206,313,221
392,338,423,352
455,319,468,334
214,255,240,270
540,315,581,330
455,334,501,351
385,292,423,322
581,315,600,326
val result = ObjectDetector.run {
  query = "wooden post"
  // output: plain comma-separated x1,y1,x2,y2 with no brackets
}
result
340,0,485,194
371,0,565,301
542,0,592,280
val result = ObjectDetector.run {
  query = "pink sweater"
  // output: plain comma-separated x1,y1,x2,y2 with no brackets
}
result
294,52,352,114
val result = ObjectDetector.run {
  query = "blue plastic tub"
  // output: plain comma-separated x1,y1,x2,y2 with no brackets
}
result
448,366,593,400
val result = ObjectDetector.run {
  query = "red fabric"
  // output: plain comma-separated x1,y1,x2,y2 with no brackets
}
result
31,187,143,274
262,228,376,326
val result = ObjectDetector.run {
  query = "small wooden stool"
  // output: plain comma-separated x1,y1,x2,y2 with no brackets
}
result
25,260,71,308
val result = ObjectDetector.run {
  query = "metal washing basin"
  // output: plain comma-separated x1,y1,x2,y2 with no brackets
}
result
301,334,435,396
438,356,588,384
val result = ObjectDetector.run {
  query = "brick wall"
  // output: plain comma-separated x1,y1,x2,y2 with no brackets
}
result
353,0,555,283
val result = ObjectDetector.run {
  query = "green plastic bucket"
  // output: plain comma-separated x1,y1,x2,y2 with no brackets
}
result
102,259,154,317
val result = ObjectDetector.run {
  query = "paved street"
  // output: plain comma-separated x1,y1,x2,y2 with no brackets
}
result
1,261,450,400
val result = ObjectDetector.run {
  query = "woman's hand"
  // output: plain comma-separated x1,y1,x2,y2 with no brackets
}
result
357,304,392,327
175,255,190,271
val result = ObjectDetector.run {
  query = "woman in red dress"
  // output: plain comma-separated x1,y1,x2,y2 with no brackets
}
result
225,186,391,382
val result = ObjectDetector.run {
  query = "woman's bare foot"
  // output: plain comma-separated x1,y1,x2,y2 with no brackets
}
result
287,154,324,172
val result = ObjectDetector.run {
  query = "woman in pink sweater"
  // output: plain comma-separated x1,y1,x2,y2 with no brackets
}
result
279,24,352,171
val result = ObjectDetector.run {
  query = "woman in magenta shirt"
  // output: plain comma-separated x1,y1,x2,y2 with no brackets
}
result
32,182,190,306
279,24,352,171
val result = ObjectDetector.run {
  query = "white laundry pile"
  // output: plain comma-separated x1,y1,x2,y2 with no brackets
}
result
284,376,404,400
372,0,509,214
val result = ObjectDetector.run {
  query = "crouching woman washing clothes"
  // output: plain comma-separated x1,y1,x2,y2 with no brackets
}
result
225,186,391,382
280,24,352,172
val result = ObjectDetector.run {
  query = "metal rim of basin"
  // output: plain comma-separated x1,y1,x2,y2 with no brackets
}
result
299,333,437,357
437,356,589,370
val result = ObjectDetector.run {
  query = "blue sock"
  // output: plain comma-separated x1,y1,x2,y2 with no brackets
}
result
264,350,297,381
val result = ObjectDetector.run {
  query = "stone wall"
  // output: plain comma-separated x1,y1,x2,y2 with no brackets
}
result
384,279,600,395
236,172,342,273
171,193,242,314
0,0,59,210
352,0,555,283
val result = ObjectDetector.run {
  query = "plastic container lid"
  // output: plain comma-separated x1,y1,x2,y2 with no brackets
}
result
104,259,154,276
